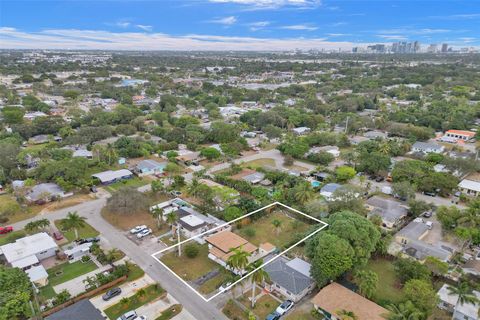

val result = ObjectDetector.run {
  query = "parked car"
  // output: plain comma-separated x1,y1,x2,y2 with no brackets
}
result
135,316,147,320
130,225,147,234
0,226,13,234
117,310,137,320
136,228,152,239
218,282,232,293
170,190,182,197
265,312,281,320
102,287,122,301
275,300,294,316
423,191,437,197
423,211,432,218
426,221,433,230
53,231,64,240
90,186,97,193
76,237,100,244
375,176,385,182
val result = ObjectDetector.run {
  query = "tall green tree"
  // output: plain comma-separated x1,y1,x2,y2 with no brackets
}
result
61,211,86,239
447,282,479,320
354,270,378,299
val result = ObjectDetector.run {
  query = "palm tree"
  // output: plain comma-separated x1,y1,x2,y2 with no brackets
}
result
293,182,315,205
151,207,164,229
247,260,270,308
37,218,50,232
272,219,282,235
387,301,424,320
62,211,86,239
378,141,391,155
447,282,479,320
187,179,201,197
137,288,146,300
227,247,251,275
105,249,119,264
166,212,181,255
336,309,358,320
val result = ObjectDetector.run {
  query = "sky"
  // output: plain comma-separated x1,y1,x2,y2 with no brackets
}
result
0,0,479,51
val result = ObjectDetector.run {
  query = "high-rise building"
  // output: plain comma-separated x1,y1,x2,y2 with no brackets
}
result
441,43,448,53
413,41,420,53
427,44,438,53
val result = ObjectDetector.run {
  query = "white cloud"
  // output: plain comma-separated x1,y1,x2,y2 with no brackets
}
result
136,25,153,32
0,27,361,51
209,16,237,25
248,21,270,31
428,13,480,20
331,21,347,27
209,0,321,9
379,28,451,35
326,33,350,37
115,22,131,28
377,34,408,41
280,24,317,31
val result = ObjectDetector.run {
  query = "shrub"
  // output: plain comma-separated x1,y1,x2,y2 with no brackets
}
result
184,244,200,258
81,255,91,263
243,227,256,238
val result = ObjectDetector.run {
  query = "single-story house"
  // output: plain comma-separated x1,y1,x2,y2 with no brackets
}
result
64,242,92,262
205,231,275,274
72,149,93,159
292,127,311,135
0,232,58,287
411,141,444,154
364,130,388,140
444,129,476,142
311,283,389,320
45,299,104,320
175,150,201,165
135,159,167,177
437,284,480,320
264,256,315,302
320,183,342,200
178,215,208,239
458,179,480,197
25,183,66,203
306,146,340,158
395,218,453,262
91,169,133,185
366,196,408,229
242,172,266,184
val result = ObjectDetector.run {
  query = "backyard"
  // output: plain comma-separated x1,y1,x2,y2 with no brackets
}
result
198,268,231,295
362,258,405,304
237,210,311,249
47,260,98,286
104,284,165,320
104,177,150,193
238,291,279,320
160,244,218,281
54,219,99,243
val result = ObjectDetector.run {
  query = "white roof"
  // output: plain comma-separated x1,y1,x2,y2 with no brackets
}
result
92,169,133,183
459,179,480,192
26,265,48,282
64,242,92,256
11,255,39,269
286,257,312,278
180,215,204,227
438,284,480,318
0,232,58,263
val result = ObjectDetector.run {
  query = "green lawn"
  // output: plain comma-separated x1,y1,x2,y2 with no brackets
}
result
38,284,56,300
105,177,148,193
237,211,310,249
238,292,278,320
160,244,218,281
155,304,182,320
0,229,27,246
104,284,165,320
54,219,99,243
362,258,405,305
127,264,145,282
242,158,276,169
198,268,231,295
222,299,249,320
47,260,98,286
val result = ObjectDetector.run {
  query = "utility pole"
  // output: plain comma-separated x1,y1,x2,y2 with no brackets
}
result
345,115,349,134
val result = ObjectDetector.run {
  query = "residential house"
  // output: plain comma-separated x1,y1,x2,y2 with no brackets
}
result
205,231,275,274
411,141,444,154
364,130,388,140
0,232,58,287
135,159,167,177
394,218,453,262
231,169,266,185
264,256,315,302
458,179,480,197
25,183,66,204
64,243,92,262
311,283,389,320
444,130,476,142
366,196,408,229
175,150,201,165
178,215,209,240
23,111,47,121
91,169,133,185
292,127,311,135
437,284,480,320
320,183,342,200
72,149,93,159
306,146,340,158
45,299,104,320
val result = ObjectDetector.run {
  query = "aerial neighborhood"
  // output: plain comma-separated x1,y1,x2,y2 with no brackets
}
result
1,47,480,320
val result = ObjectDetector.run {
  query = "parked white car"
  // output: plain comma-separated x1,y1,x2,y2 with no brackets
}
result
275,300,294,315
136,228,152,239
130,225,147,234
117,310,137,320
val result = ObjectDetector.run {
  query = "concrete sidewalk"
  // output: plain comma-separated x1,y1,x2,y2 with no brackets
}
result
53,264,111,296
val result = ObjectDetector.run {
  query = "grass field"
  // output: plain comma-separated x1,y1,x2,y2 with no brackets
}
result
238,292,278,320
237,211,310,249
242,158,276,169
38,284,56,300
161,244,218,281
0,229,27,246
155,304,182,320
222,299,249,320
47,260,98,286
105,177,149,193
104,284,165,320
54,219,99,243
362,258,405,305
198,268,231,295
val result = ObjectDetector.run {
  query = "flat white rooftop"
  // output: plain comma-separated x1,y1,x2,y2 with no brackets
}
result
0,232,57,263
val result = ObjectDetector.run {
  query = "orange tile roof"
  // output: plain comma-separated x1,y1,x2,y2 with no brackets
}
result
205,231,250,253
311,283,389,320
260,242,276,252
446,130,475,137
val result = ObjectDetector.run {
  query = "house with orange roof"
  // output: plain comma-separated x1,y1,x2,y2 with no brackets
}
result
311,283,389,320
443,130,476,142
205,230,275,274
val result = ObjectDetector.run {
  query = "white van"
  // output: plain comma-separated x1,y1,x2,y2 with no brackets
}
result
426,221,433,230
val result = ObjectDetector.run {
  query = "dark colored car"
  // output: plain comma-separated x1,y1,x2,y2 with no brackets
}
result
375,176,385,182
102,287,122,301
53,231,64,240
423,191,437,197
423,211,433,218
0,226,13,234
265,312,281,320
76,237,100,244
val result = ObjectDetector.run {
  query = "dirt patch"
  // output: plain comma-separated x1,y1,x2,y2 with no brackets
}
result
42,194,95,213
101,209,159,232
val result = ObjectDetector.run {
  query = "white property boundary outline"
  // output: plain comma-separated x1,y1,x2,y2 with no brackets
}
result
150,201,328,302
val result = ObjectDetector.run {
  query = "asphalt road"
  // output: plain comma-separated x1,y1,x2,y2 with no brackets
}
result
11,198,228,320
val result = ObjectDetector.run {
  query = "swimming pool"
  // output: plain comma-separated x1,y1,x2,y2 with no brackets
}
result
311,180,321,188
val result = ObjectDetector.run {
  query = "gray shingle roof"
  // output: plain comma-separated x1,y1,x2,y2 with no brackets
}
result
264,256,314,295
45,299,103,320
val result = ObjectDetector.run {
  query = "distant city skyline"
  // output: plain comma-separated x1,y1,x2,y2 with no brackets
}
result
0,0,479,51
